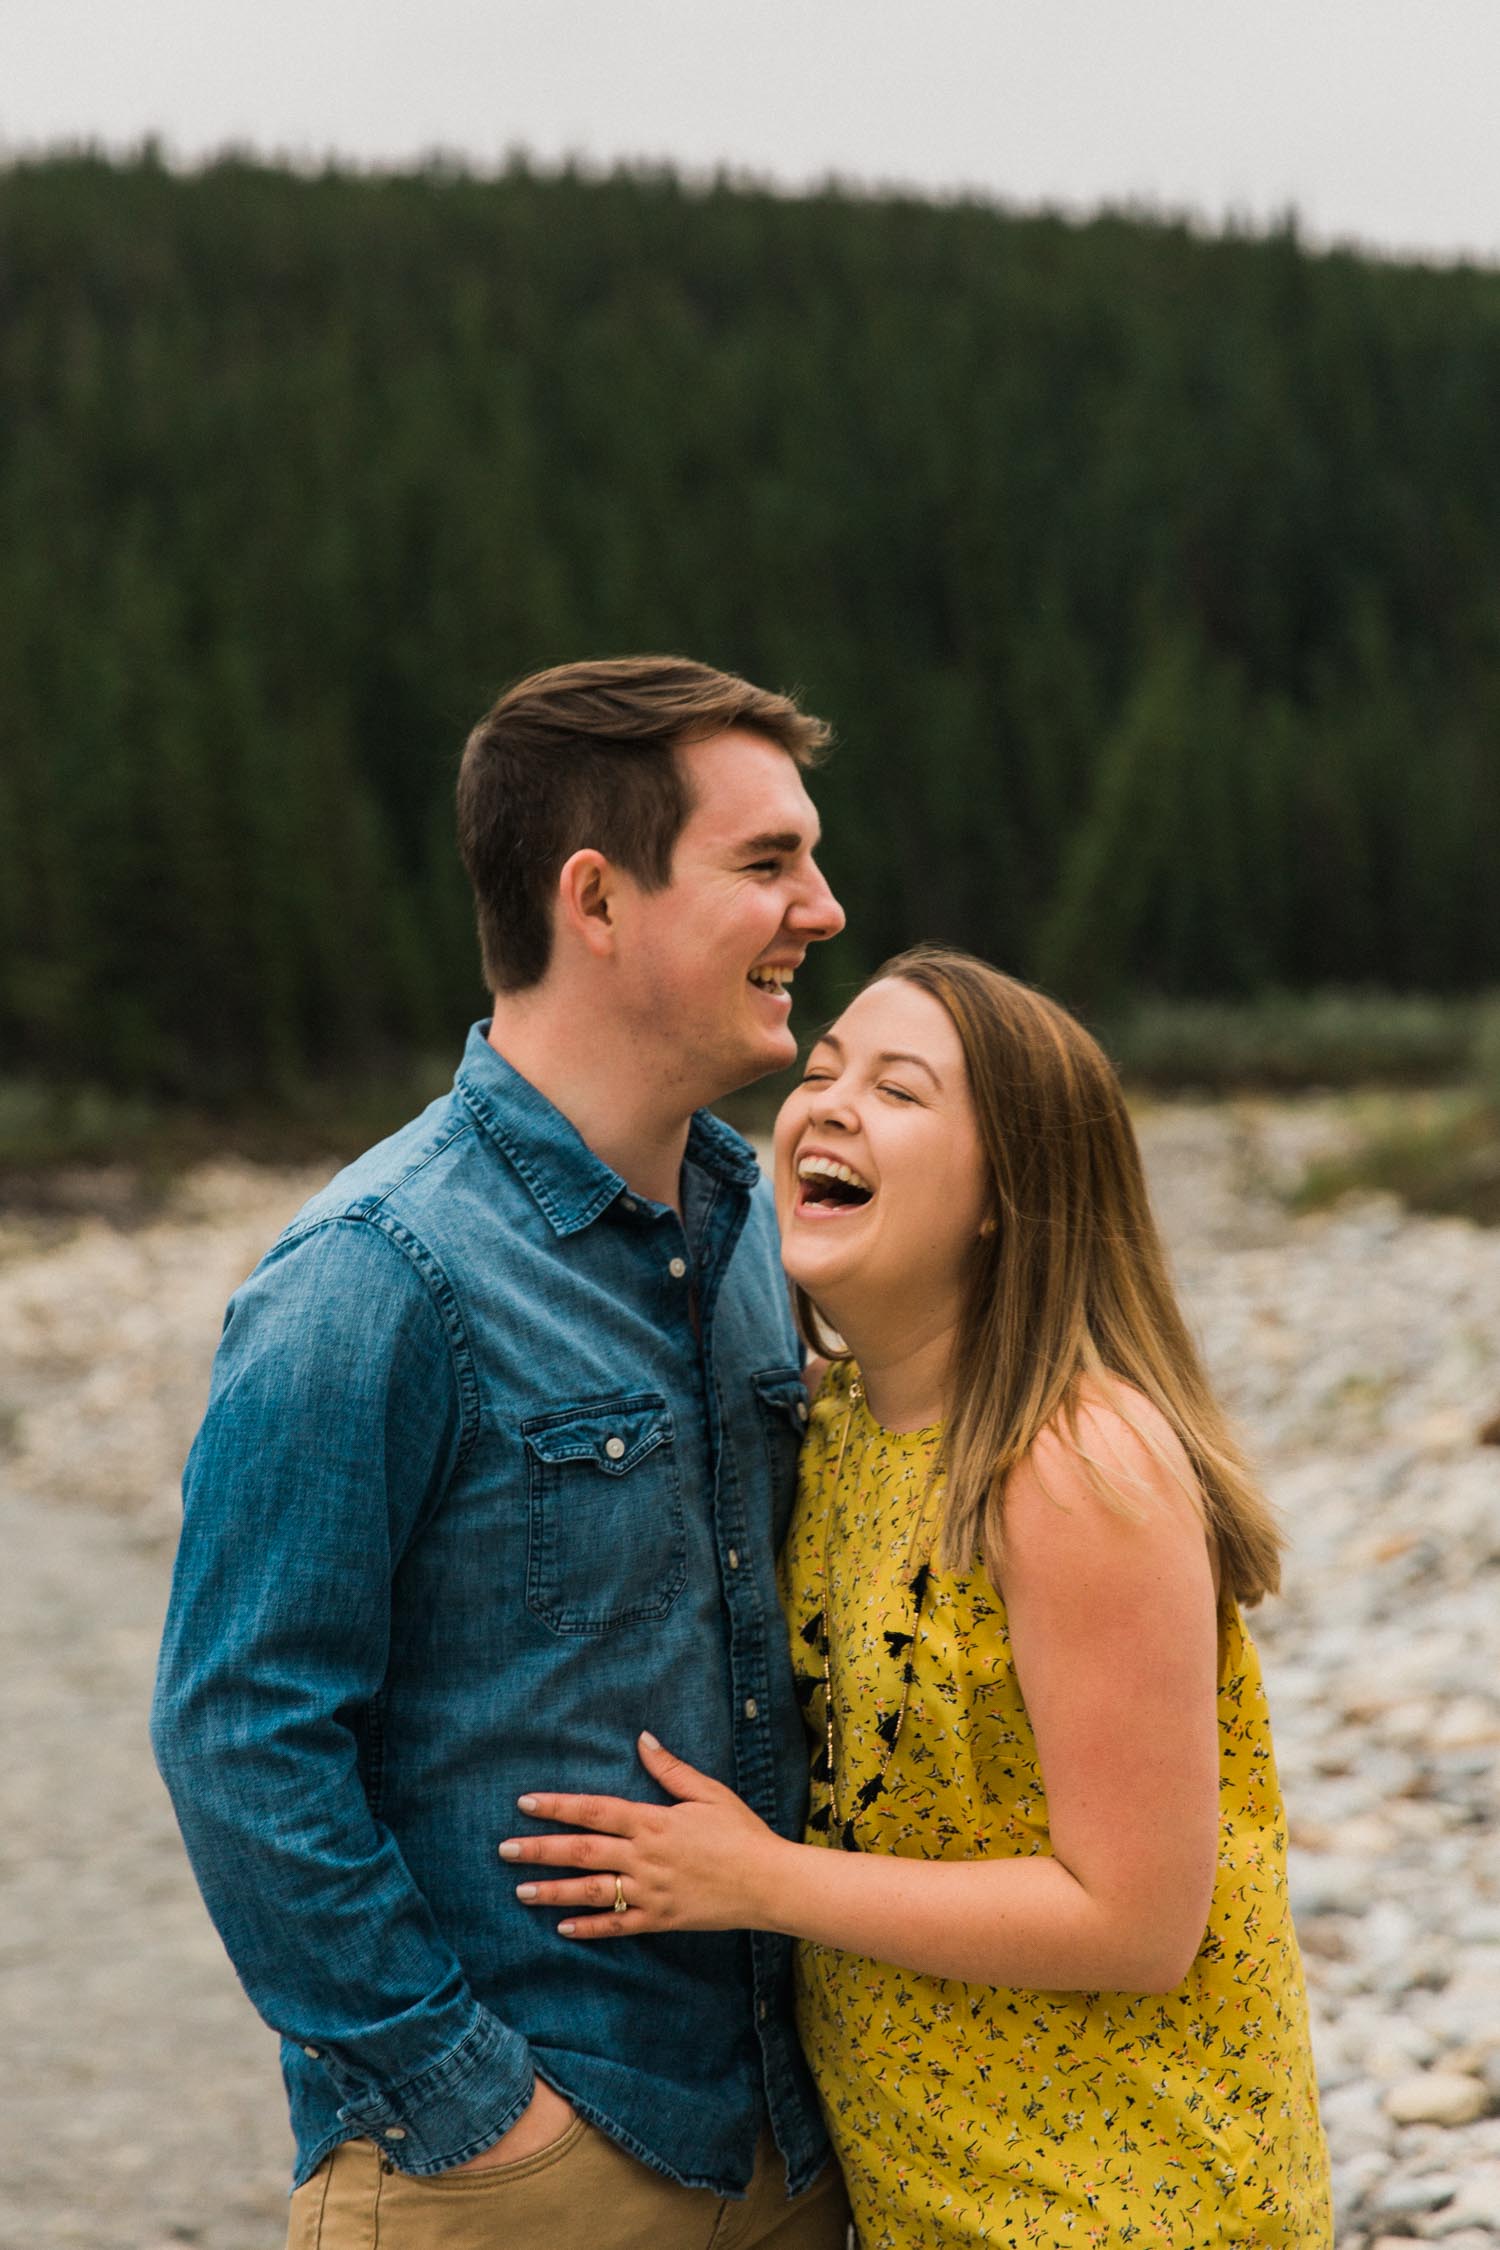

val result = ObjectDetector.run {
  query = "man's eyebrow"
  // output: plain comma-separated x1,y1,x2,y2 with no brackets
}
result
736,828,818,856
808,1032,941,1087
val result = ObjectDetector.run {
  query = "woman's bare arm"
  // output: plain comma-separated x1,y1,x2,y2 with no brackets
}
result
501,1405,1221,1993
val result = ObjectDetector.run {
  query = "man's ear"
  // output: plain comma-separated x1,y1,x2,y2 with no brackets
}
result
555,848,617,960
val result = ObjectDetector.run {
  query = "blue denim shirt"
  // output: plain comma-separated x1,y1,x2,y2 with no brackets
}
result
151,1025,828,2194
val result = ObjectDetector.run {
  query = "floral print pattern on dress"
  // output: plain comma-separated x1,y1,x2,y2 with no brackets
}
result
780,1360,1333,2250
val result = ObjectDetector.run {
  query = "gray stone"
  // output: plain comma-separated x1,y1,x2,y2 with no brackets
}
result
1368,2173,1459,2221
1384,2074,1491,2129
1324,2076,1398,2151
1417,2172,1500,2236
1290,1850,1373,1920
1333,2145,1396,2225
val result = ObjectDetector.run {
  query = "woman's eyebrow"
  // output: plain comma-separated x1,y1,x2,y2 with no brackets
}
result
810,1032,940,1088
876,1049,941,1087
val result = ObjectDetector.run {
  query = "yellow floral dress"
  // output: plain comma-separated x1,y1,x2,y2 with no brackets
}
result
781,1362,1332,2250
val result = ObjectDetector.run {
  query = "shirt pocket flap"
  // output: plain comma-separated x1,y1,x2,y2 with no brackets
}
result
750,1367,811,1431
521,1395,673,1477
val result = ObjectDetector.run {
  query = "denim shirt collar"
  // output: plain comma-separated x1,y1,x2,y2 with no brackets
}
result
453,1021,760,1237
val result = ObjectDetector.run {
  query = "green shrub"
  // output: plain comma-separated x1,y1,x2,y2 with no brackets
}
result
1103,991,1487,1092
1291,1092,1500,1226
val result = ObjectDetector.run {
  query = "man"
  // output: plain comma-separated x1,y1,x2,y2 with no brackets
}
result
151,657,849,2248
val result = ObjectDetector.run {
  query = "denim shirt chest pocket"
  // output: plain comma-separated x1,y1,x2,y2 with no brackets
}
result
521,1393,686,1634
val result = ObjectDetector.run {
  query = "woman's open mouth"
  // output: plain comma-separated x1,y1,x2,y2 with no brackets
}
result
795,1154,875,1218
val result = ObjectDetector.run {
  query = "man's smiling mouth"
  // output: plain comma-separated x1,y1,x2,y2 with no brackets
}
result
748,965,795,999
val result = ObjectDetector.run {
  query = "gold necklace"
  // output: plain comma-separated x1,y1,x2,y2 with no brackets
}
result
803,1377,933,1852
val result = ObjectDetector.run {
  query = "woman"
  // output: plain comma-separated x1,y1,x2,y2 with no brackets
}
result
501,948,1333,2248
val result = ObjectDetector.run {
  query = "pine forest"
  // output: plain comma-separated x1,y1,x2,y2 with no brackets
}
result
4,153,1500,1098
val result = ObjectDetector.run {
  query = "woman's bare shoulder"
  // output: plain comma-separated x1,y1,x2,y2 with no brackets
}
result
1006,1377,1203,1546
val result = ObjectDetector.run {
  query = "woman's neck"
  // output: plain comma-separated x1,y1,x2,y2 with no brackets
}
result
832,1301,960,1433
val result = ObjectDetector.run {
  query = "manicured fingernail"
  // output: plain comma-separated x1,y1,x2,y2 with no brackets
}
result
558,1921,576,1936
516,1883,538,1900
639,1731,660,1750
517,1795,539,1813
498,1841,522,1861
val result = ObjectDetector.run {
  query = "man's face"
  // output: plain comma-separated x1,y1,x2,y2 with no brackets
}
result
614,729,845,1106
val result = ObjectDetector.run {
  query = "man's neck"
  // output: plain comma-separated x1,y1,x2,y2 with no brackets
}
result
486,1002,696,1212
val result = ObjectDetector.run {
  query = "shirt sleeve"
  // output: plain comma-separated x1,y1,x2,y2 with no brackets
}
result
150,1212,535,2174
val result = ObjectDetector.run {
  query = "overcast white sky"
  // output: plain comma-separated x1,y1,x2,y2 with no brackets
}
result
4,0,1499,265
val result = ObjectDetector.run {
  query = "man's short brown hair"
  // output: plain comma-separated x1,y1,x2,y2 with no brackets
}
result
456,655,831,992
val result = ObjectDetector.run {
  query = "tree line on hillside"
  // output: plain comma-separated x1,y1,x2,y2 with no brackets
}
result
3,152,1500,1097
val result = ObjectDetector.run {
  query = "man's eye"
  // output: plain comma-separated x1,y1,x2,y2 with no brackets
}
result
747,858,783,875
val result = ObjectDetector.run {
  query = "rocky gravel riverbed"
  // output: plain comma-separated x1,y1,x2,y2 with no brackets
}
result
1,1100,1498,2249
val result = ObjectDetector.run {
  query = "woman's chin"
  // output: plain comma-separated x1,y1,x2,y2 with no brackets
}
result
782,1228,839,1283
781,1236,865,1317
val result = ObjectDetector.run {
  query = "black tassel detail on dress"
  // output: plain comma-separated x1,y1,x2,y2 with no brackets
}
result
809,1385,937,1855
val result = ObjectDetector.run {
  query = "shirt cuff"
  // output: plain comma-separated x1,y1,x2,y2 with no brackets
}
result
329,2006,536,2175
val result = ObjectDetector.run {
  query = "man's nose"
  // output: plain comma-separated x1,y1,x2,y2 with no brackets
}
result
792,858,845,942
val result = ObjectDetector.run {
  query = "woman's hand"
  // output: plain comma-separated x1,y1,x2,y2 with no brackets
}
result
498,1732,791,1939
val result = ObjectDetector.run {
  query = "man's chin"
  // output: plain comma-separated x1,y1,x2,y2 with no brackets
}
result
711,1031,798,1101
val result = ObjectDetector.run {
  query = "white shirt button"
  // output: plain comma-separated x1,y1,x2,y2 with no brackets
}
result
727,1548,740,1571
620,1196,638,1214
744,1697,758,1720
302,2045,321,2060
668,1256,687,1279
758,1998,768,2021
383,2126,406,2141
795,1399,809,1423
604,1436,626,1461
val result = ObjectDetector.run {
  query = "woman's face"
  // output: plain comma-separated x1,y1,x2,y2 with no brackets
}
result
773,977,990,1327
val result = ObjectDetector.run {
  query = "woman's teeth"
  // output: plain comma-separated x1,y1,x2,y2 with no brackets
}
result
796,1155,874,1207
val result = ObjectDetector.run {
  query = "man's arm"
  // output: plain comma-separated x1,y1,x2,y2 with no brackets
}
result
150,1214,537,2175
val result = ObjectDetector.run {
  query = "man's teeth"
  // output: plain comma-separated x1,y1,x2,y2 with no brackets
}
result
797,1155,874,1194
748,966,793,994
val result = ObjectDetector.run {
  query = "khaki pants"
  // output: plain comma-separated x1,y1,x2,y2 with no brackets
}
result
287,2119,851,2250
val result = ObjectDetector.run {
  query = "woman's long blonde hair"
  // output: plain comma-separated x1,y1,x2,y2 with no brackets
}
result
797,946,1283,1605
